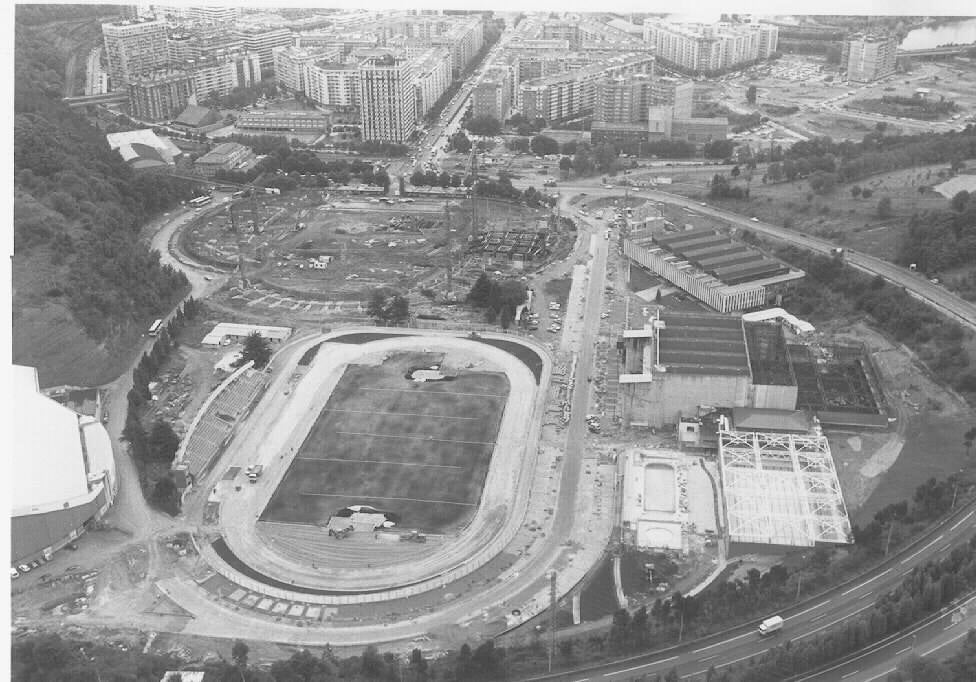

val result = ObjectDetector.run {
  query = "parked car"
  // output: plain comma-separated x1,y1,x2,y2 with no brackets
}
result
10,567,20,579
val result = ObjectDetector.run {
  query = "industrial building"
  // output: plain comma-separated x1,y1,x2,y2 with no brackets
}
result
194,142,256,177
236,110,330,133
718,429,852,551
201,323,293,346
623,227,805,313
617,313,801,428
12,366,118,564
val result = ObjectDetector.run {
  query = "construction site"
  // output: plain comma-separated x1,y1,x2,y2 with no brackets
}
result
180,191,574,306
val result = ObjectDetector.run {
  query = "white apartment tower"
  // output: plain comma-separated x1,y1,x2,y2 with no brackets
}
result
359,54,417,143
102,17,169,87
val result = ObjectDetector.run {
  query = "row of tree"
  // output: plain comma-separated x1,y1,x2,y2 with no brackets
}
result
122,297,202,515
777,247,976,398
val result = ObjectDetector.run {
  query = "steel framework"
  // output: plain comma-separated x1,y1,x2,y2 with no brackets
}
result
719,430,852,547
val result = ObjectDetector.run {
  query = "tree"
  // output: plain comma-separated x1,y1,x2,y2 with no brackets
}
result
862,188,874,199
465,115,501,137
559,155,573,173
950,190,970,212
595,143,617,173
573,147,595,176
809,170,837,195
238,332,271,368
703,139,736,159
367,289,410,325
468,272,493,306
746,85,757,104
767,162,783,183
451,131,471,153
530,135,559,156
878,196,893,219
851,185,862,198
148,420,180,463
408,648,429,680
231,640,249,670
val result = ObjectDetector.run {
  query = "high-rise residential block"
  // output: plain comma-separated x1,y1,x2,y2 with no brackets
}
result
843,34,897,82
273,45,341,93
102,17,169,87
127,69,194,122
642,20,778,74
358,54,416,143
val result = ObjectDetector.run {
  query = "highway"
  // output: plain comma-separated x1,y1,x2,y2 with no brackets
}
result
523,500,975,681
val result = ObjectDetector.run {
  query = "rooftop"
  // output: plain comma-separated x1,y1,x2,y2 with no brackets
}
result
656,313,750,376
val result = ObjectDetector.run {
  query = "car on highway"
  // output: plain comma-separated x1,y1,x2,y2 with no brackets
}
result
751,216,759,222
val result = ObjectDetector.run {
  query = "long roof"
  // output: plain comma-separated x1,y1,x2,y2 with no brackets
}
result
656,313,750,376
12,366,90,514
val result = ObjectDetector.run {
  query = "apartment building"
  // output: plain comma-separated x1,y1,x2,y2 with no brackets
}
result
642,20,778,73
127,69,194,122
273,45,341,93
305,61,361,107
185,52,262,99
472,68,512,121
359,54,417,143
517,52,655,122
295,32,379,55
102,18,169,87
412,48,452,119
237,26,294,69
594,72,656,124
843,34,897,82
168,25,245,62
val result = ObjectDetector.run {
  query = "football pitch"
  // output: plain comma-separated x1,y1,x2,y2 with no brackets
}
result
260,352,510,533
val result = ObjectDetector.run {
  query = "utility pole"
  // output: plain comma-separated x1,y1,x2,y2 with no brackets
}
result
548,570,557,673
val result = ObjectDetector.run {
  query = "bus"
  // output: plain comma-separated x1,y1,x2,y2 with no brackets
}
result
148,319,164,336
189,196,212,209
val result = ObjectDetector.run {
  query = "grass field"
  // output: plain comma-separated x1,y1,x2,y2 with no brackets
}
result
261,351,510,533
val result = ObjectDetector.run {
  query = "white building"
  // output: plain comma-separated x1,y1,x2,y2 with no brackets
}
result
359,54,417,143
305,60,361,107
642,20,778,73
102,17,169,87
273,45,342,94
11,366,117,564
201,323,293,346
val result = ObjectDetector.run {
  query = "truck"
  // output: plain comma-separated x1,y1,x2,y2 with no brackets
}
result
758,615,784,636
245,465,263,483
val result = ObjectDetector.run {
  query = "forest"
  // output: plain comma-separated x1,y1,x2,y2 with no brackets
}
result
14,11,193,348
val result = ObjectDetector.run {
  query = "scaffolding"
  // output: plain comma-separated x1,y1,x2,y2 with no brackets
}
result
719,430,852,548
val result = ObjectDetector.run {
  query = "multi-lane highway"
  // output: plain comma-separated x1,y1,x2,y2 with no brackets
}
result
523,500,975,681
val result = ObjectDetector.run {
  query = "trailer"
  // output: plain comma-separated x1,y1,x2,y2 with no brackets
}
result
758,615,783,636
245,465,263,483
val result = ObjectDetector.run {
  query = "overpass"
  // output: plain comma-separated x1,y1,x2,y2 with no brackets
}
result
897,44,974,58
62,92,128,108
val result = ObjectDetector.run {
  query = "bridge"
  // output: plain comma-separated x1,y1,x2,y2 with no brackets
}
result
62,92,128,108
897,44,974,58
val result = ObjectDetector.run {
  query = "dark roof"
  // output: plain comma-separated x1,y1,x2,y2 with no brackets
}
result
732,408,810,433
175,104,220,128
127,142,166,164
657,313,750,376
817,411,890,429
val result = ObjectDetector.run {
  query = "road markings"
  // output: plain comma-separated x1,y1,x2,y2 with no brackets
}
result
610,657,677,676
901,534,944,565
841,568,891,596
795,603,876,640
922,629,972,656
699,655,717,662
940,542,953,552
895,646,912,655
304,457,465,469
693,632,750,653
335,431,496,446
788,600,831,620
841,670,860,679
864,668,897,682
324,408,480,421
949,509,974,531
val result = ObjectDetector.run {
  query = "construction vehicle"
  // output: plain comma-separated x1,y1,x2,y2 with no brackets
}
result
245,465,263,483
758,615,784,636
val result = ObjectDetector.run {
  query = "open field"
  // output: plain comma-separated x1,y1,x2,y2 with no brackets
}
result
261,351,509,533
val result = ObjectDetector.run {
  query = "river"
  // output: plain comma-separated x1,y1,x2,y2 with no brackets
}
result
900,17,976,50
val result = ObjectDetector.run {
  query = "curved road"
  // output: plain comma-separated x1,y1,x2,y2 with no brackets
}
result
524,499,975,681
547,181,976,333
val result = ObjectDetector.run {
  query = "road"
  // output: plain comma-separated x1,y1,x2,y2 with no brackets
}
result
524,499,976,681
539,181,976,333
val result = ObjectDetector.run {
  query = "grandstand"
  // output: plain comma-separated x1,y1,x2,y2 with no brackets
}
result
179,368,269,480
